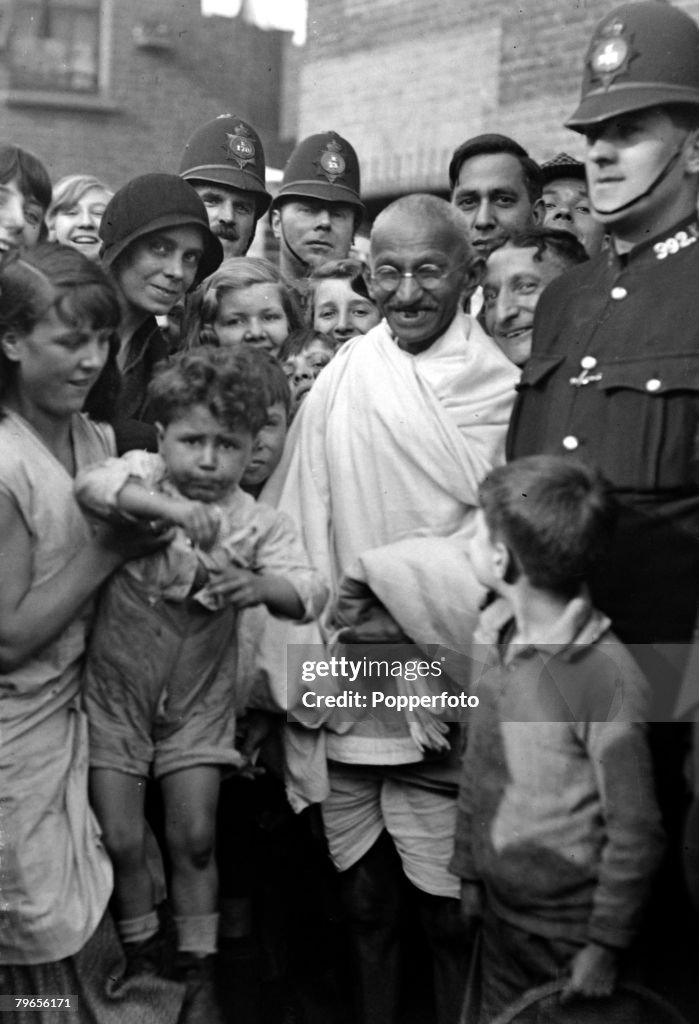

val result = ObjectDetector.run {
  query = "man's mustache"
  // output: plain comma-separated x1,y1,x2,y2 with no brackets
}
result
215,226,240,242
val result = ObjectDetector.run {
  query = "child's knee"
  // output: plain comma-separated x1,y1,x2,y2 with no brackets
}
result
167,816,216,869
102,821,147,870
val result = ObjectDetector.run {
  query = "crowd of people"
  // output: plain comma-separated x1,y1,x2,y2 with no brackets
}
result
1,2,699,1023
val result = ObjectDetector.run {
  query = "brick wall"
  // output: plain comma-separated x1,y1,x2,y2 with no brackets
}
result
0,0,291,190
298,0,699,200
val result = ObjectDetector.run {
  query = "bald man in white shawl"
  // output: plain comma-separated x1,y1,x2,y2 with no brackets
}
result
271,195,519,1024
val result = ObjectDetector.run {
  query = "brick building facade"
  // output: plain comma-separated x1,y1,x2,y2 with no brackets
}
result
0,0,293,191
297,0,699,210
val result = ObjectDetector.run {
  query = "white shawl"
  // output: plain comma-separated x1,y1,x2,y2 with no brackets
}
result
258,313,519,806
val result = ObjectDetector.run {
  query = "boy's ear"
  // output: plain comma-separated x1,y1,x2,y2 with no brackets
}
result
270,208,282,240
0,330,21,363
491,539,511,582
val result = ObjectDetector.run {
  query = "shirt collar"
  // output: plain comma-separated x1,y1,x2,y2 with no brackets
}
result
480,592,611,663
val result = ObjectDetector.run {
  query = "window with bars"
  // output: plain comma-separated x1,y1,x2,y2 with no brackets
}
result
8,0,102,94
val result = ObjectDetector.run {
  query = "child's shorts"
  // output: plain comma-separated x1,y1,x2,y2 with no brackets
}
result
83,576,242,779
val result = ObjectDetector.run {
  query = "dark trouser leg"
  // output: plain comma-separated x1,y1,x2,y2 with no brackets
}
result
338,830,403,1024
479,908,578,1024
415,888,470,1024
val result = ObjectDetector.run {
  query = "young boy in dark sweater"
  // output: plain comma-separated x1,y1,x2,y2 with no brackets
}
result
450,455,664,1021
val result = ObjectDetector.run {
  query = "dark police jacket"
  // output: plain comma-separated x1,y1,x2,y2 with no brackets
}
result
507,214,699,652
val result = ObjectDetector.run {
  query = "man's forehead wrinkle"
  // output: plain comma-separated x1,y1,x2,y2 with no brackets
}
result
371,217,460,255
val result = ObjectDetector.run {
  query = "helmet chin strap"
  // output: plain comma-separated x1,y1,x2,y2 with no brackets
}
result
279,217,313,274
591,142,685,217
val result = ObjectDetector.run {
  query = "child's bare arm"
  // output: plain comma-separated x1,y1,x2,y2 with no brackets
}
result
561,943,618,1003
207,568,304,618
116,481,220,549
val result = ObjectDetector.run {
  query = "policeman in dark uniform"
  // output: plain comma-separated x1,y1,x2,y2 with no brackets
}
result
269,130,365,297
509,0,699,663
178,113,271,258
507,1,699,993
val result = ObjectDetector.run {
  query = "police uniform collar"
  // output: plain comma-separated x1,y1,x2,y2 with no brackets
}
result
608,211,699,267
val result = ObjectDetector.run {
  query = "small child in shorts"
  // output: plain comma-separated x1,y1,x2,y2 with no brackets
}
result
279,327,336,417
450,455,664,1022
75,346,327,1001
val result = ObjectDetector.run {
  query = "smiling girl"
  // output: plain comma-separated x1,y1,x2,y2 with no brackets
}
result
96,173,222,452
189,256,302,355
0,245,183,1023
48,174,113,262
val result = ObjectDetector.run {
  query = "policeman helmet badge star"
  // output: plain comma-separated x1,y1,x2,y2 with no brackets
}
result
588,17,637,90
225,124,256,170
316,138,347,183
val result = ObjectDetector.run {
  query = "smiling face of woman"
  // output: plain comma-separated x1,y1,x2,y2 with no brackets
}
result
113,226,205,320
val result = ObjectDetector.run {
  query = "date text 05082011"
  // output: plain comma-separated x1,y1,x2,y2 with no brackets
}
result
0,997,76,1011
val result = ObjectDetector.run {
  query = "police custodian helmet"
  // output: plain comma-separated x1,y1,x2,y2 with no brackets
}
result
178,114,271,219
270,131,365,218
566,1,699,131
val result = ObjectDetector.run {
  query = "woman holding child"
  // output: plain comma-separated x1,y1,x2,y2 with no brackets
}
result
0,245,183,1022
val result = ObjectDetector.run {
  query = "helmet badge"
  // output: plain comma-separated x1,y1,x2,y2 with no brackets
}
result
317,138,347,183
225,124,256,170
589,18,636,90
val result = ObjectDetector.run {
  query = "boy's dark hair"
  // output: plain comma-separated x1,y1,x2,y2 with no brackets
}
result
448,134,543,204
309,257,372,301
0,144,52,212
149,346,268,435
252,348,292,418
479,455,617,598
278,327,333,362
502,227,589,268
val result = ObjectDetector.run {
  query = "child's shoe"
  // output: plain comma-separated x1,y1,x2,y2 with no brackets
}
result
175,951,227,1024
122,902,177,980
123,927,169,979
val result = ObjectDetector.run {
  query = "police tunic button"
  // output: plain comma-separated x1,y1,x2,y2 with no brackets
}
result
646,378,661,392
610,286,627,300
562,435,579,451
581,356,597,369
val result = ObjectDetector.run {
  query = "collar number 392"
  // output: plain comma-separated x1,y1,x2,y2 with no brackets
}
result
654,228,698,260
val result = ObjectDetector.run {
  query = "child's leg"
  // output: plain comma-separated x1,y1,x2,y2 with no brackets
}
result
161,765,221,957
90,768,153,921
479,906,579,1022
